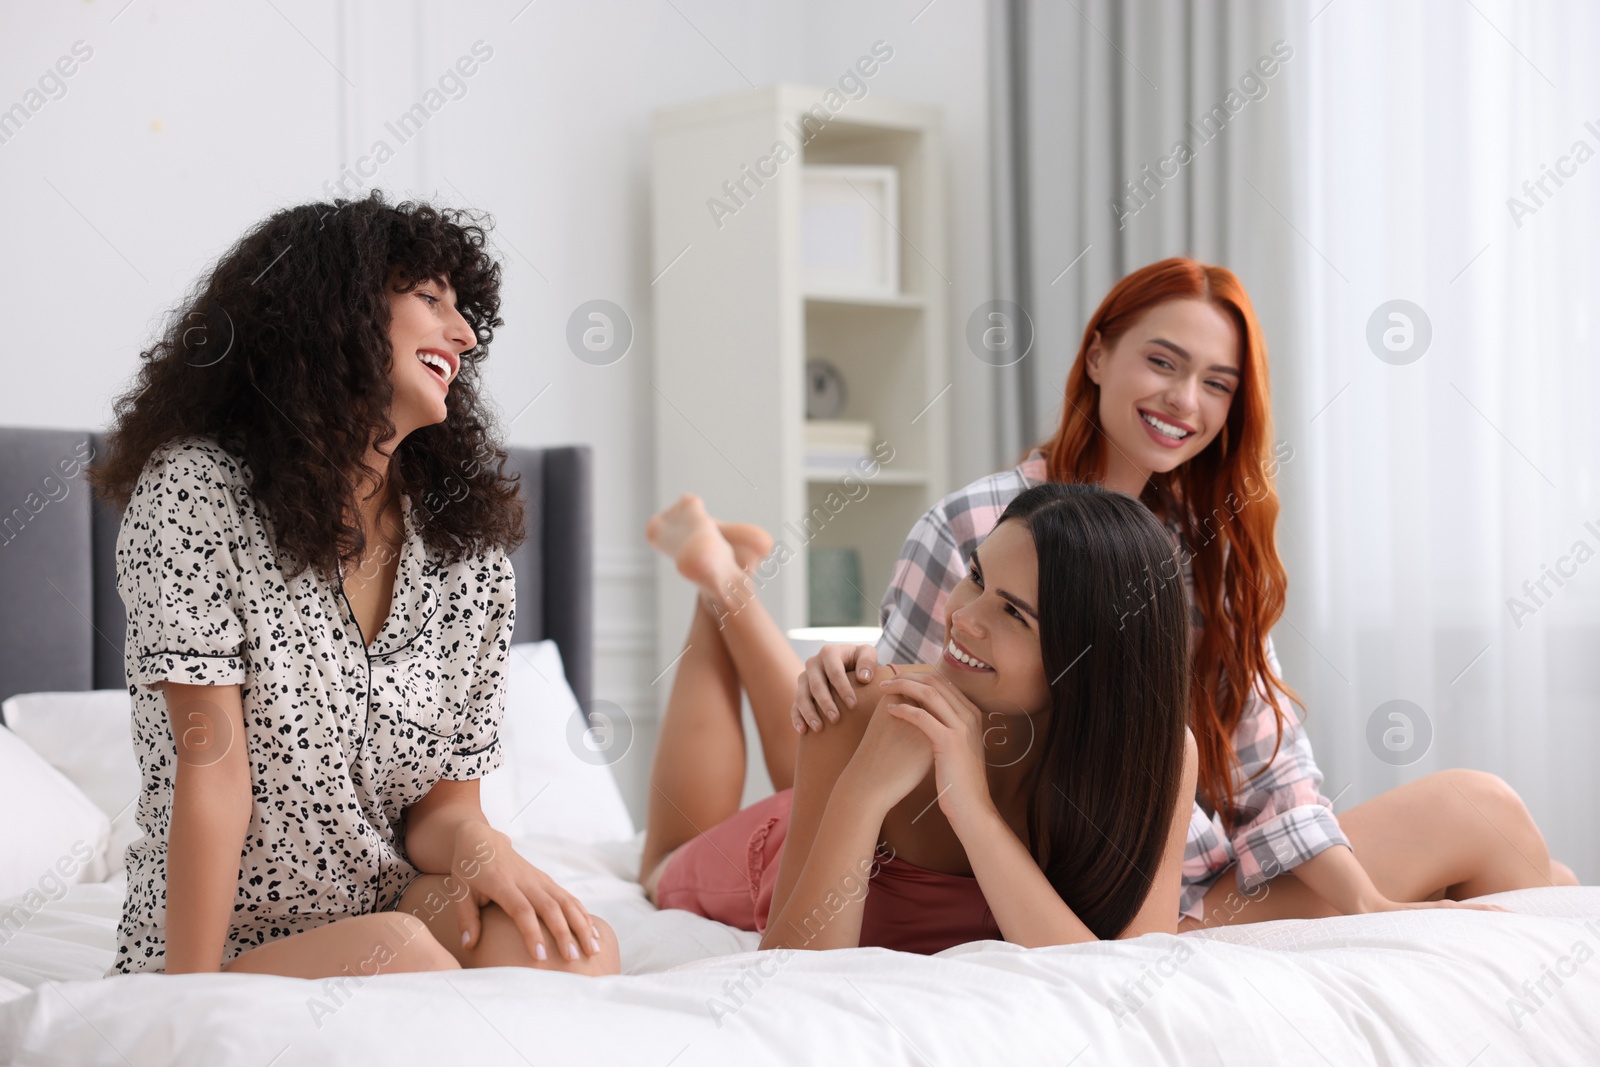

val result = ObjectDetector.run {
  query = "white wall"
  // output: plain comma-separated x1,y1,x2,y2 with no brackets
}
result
0,0,996,826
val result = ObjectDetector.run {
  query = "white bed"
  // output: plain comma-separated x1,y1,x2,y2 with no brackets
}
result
3,836,1600,1066
3,646,1599,1065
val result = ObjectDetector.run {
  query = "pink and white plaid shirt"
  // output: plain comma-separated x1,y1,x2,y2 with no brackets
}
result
873,449,1349,922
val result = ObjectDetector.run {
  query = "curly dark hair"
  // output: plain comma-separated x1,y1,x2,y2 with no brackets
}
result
85,189,526,582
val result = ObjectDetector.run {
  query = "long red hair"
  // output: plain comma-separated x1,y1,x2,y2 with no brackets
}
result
1034,256,1295,830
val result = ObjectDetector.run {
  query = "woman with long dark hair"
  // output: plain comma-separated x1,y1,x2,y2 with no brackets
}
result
792,257,1575,927
88,190,618,977
637,483,1196,950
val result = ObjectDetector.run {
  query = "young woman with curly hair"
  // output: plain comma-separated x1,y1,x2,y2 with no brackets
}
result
792,257,1577,929
87,191,618,978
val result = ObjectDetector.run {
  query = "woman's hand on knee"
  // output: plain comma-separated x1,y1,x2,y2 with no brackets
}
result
561,914,620,975
469,906,620,975
792,643,878,733
443,823,606,963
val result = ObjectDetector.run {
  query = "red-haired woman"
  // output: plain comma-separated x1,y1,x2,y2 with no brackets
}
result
794,257,1578,928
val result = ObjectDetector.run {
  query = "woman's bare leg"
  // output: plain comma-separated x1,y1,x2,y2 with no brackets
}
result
646,495,805,792
221,912,462,978
396,875,619,975
1338,769,1569,898
1178,769,1575,929
704,561,806,791
638,587,749,890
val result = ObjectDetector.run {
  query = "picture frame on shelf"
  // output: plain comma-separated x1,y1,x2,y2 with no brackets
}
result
800,164,900,298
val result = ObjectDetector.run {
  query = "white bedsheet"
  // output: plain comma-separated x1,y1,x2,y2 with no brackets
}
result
2,831,1598,1066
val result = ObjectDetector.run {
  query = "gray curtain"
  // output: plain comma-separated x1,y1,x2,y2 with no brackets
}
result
993,0,1303,456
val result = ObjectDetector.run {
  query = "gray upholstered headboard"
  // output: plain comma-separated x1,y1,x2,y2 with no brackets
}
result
0,427,592,714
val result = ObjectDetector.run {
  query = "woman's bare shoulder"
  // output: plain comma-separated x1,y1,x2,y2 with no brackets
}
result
800,663,921,767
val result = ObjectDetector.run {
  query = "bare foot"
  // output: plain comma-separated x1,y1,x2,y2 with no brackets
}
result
719,522,774,572
646,495,742,595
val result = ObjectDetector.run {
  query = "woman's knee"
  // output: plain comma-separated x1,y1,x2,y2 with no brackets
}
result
586,915,622,975
362,913,462,973
1428,769,1554,871
448,895,620,975
541,911,620,976
481,906,621,976
1432,769,1534,826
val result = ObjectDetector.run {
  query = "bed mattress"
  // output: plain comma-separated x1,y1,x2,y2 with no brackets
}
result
3,831,1597,1066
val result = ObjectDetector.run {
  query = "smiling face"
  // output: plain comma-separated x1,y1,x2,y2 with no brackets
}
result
1084,298,1242,496
384,266,476,437
936,519,1052,718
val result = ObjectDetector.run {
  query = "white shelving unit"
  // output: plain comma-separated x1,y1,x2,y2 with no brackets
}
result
649,84,949,687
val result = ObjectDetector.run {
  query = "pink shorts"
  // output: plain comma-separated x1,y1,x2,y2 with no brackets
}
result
653,788,794,934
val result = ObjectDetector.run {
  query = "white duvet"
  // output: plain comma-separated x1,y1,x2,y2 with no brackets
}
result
2,831,1598,1066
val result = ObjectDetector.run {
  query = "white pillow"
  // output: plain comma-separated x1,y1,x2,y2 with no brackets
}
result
0,724,111,901
1,690,136,880
479,641,636,844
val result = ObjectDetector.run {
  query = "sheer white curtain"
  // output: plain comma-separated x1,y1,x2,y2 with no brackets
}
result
1286,0,1600,882
1008,0,1599,879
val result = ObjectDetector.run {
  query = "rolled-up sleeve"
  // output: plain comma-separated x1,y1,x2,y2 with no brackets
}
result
875,506,961,666
118,445,248,690
441,547,516,780
1227,635,1350,892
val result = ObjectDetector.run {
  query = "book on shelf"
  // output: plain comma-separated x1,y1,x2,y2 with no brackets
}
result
804,419,875,473
804,451,870,472
805,419,874,451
